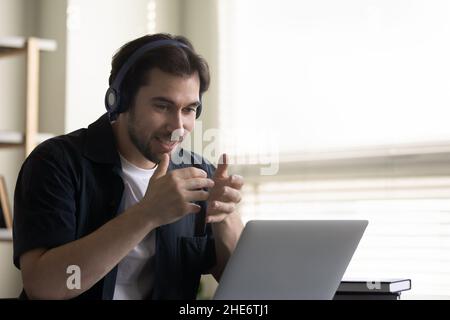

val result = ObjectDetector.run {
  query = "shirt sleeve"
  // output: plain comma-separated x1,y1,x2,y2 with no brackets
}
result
13,140,77,269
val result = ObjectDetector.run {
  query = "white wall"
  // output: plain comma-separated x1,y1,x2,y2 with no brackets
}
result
180,0,220,140
37,0,67,135
155,0,181,35
65,0,150,133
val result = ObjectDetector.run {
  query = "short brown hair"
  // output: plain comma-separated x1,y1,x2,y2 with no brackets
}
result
108,33,210,114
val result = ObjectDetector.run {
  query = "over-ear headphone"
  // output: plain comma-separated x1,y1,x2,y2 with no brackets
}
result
105,39,203,120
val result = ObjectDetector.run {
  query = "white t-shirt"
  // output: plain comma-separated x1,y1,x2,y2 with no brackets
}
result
113,154,156,300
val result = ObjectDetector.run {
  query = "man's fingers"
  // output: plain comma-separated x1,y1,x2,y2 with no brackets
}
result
206,213,229,224
209,185,242,203
214,153,228,179
172,167,207,179
218,187,242,203
184,190,210,202
151,153,169,181
207,201,236,215
183,178,215,190
228,175,244,190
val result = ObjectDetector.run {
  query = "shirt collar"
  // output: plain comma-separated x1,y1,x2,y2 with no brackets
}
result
84,113,121,166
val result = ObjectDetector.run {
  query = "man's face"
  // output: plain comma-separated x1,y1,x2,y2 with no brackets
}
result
126,68,200,164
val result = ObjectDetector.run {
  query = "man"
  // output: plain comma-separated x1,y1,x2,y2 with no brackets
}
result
12,33,244,300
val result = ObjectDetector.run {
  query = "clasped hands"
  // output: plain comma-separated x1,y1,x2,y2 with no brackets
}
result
142,153,244,226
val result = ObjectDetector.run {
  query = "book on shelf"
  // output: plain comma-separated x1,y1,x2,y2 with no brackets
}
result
337,278,411,294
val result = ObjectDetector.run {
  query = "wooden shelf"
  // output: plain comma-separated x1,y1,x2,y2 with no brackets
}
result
0,36,56,58
0,131,54,148
0,36,58,229
0,36,57,156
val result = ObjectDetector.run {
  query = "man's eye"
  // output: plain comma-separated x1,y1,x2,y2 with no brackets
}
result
184,107,197,113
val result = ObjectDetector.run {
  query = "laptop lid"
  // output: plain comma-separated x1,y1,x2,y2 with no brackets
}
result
213,220,368,300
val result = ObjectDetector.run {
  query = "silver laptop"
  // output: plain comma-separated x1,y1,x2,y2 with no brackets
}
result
213,220,368,300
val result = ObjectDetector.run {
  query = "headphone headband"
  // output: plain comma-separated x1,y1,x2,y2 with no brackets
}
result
105,39,202,120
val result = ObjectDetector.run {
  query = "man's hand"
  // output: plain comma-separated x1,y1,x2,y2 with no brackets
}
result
140,153,215,227
206,154,244,223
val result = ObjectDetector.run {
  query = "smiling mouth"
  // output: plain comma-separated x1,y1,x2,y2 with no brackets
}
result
155,137,179,148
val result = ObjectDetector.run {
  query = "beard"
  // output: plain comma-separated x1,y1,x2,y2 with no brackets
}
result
127,109,161,164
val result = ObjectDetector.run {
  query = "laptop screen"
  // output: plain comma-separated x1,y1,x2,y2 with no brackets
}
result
213,220,368,300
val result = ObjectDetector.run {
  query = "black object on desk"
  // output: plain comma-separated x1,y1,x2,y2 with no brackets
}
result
333,278,411,300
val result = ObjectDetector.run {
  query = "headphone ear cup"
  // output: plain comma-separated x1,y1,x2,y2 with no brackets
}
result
105,87,119,113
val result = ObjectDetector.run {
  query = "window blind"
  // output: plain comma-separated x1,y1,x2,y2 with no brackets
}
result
218,0,450,298
237,175,450,298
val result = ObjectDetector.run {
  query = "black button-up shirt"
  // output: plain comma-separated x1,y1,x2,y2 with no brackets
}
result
13,113,216,299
